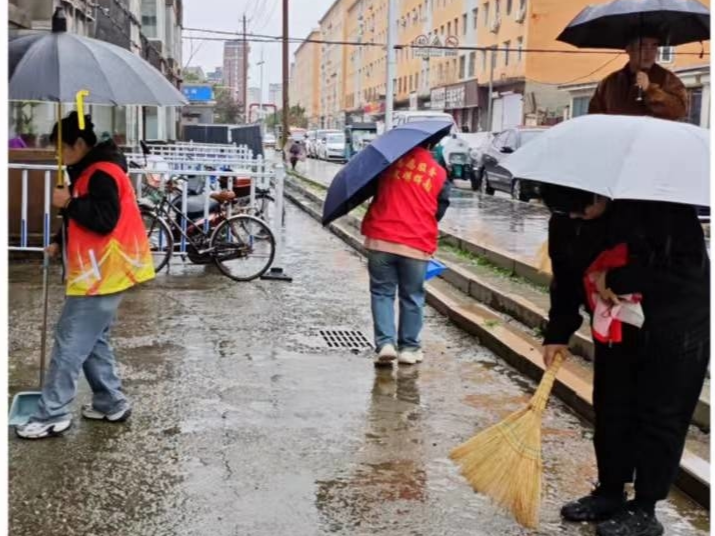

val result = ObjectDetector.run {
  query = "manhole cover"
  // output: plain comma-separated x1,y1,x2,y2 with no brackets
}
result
319,330,372,350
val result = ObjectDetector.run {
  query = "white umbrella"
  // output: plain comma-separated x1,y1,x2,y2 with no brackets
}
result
502,114,710,207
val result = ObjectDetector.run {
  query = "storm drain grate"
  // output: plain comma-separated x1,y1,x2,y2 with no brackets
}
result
319,330,372,350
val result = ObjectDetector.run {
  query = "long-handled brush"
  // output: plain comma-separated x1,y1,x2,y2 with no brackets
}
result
449,353,565,529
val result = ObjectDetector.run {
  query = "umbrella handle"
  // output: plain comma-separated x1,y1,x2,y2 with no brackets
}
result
530,351,565,414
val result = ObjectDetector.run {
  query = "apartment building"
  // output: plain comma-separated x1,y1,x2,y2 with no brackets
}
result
297,0,710,131
291,30,322,126
319,0,351,128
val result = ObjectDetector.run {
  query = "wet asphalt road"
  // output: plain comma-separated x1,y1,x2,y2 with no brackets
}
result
296,157,550,261
8,203,708,535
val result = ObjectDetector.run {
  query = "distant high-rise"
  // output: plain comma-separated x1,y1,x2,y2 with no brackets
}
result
268,83,282,108
222,40,249,107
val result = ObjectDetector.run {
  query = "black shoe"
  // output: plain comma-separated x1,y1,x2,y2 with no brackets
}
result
596,503,664,536
561,488,627,522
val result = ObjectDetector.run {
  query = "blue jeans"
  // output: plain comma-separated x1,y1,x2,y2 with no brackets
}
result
368,250,427,352
32,292,129,423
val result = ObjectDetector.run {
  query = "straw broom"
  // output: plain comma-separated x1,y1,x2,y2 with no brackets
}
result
450,352,565,529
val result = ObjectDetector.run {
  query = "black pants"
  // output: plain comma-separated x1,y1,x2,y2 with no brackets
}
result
592,321,709,501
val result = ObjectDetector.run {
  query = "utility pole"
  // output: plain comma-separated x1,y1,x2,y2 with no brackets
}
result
281,0,289,149
486,46,495,132
384,0,396,130
242,14,248,123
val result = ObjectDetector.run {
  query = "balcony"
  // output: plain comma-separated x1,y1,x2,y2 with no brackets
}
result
489,16,501,33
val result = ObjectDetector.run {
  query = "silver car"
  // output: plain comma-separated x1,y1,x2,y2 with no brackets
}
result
319,132,347,162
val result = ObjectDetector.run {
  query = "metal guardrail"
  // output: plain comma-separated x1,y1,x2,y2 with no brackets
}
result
8,161,288,276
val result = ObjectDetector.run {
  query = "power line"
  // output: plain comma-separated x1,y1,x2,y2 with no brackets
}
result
182,30,710,57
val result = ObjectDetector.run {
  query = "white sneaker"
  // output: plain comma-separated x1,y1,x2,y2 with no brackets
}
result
82,404,132,422
374,344,397,366
398,349,424,365
15,419,72,439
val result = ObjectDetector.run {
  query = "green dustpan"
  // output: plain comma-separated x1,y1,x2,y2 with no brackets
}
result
9,251,50,426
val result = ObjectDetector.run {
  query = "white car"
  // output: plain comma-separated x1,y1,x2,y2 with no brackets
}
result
319,132,347,162
263,133,276,148
392,111,458,132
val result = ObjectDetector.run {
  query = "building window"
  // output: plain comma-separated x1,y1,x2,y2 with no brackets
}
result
473,8,479,29
481,50,487,71
658,46,674,63
504,40,510,65
484,3,490,26
506,0,513,15
459,55,466,79
517,36,524,61
454,18,459,36
441,24,445,35
572,96,590,118
469,52,476,77
463,14,468,35
687,87,703,126
495,0,500,15
447,21,451,35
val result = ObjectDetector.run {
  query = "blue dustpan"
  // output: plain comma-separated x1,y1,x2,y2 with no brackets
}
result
425,259,447,280
9,252,49,426
8,392,43,426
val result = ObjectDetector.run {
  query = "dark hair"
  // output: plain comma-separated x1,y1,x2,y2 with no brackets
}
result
50,111,97,147
626,25,664,47
540,184,601,215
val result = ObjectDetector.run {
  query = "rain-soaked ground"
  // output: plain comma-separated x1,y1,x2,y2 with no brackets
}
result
8,204,708,536
298,158,550,260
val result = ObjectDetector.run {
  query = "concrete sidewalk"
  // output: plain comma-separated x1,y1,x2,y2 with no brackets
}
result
8,204,709,536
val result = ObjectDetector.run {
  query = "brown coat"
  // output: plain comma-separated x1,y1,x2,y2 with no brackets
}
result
588,63,687,120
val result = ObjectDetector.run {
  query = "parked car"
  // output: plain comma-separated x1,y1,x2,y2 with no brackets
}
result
314,129,341,160
319,132,347,162
263,132,276,148
392,111,458,132
460,132,494,190
480,127,548,202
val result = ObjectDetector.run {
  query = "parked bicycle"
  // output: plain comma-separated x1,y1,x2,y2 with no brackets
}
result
139,175,276,282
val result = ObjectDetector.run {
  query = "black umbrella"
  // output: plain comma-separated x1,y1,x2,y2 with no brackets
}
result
9,7,187,106
557,0,710,50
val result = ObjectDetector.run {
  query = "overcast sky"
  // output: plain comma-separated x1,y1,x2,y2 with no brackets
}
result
182,0,335,98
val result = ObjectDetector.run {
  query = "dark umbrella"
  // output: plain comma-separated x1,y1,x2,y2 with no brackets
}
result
557,0,710,49
322,120,452,226
9,7,187,106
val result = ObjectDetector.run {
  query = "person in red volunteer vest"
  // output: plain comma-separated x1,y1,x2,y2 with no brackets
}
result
362,140,450,366
17,112,155,440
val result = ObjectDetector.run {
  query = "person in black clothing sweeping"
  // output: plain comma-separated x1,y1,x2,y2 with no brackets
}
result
541,185,709,536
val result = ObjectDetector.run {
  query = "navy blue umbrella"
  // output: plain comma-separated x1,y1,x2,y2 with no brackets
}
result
557,0,710,49
321,120,453,226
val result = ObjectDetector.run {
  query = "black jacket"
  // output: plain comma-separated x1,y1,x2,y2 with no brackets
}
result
54,141,126,245
544,201,710,345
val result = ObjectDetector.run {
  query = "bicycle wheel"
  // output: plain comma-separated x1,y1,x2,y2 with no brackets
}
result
141,209,173,273
210,214,276,282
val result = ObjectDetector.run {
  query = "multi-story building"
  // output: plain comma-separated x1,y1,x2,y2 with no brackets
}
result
291,30,322,126
319,0,350,128
140,0,182,139
223,40,250,111
301,0,710,132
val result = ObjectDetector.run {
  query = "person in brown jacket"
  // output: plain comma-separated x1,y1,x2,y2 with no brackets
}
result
588,34,687,120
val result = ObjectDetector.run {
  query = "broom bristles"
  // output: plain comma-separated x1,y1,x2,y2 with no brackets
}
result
451,407,544,528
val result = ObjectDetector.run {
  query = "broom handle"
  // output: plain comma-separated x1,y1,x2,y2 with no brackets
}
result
530,352,565,414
